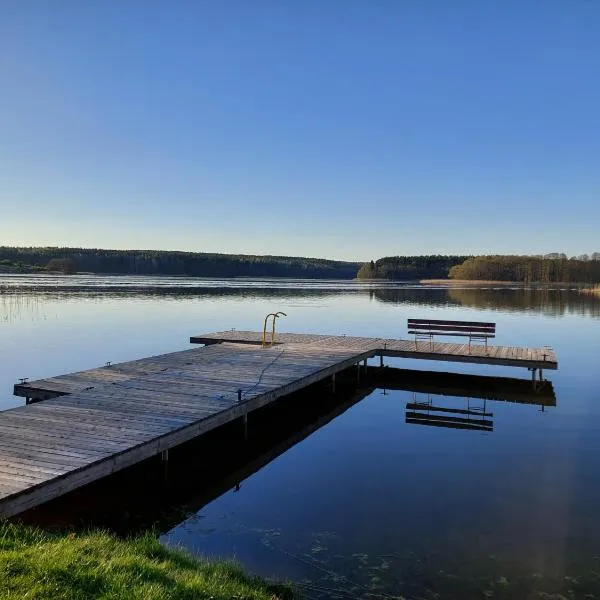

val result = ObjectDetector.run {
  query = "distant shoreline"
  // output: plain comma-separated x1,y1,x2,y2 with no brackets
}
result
419,279,593,286
420,279,520,285
581,286,600,295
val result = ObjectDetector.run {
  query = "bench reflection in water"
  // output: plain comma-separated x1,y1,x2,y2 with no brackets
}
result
375,367,556,433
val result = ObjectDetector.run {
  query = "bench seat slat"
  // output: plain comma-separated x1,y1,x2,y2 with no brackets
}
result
408,331,495,338
408,319,495,328
407,324,495,334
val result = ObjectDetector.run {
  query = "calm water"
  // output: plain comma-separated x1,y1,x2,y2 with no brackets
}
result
2,274,600,599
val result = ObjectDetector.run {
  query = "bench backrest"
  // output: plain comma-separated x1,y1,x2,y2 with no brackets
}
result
407,318,496,336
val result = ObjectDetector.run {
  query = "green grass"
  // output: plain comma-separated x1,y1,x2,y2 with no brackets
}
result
0,522,296,600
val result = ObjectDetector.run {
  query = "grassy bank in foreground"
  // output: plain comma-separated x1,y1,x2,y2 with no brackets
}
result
0,523,296,600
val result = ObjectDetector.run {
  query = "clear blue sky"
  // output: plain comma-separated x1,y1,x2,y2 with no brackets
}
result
1,2,599,261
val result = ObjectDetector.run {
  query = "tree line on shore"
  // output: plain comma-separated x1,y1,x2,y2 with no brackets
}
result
448,255,600,283
356,255,470,280
358,253,600,283
0,247,360,279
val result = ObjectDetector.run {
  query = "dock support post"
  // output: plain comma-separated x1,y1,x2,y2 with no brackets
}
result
160,449,169,483
530,368,538,389
379,354,384,368
539,369,544,382
356,362,361,381
331,373,336,393
363,358,368,368
243,413,248,441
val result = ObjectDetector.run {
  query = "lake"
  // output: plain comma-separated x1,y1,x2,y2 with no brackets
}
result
2,274,600,599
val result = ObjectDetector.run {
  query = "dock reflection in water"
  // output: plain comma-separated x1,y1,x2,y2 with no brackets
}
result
374,368,556,433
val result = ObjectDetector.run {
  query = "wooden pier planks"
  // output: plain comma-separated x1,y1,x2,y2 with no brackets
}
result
2,342,374,517
190,331,558,370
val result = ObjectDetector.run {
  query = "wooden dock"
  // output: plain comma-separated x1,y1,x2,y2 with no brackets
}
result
191,330,558,370
1,331,557,518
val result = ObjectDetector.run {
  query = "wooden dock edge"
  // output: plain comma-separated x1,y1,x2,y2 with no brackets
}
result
379,348,557,370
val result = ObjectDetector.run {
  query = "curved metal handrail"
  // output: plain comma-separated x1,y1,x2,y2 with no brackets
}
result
262,311,287,347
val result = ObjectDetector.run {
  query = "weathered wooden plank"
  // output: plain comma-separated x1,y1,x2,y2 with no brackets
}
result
0,477,32,495
55,393,230,419
0,416,160,445
30,402,194,428
0,410,174,439
0,456,74,476
0,429,127,458
0,440,103,464
0,421,130,448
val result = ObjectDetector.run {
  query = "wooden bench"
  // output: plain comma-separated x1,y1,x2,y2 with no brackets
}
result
407,318,496,352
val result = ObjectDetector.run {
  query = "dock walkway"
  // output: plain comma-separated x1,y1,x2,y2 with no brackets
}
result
191,330,557,370
2,331,557,517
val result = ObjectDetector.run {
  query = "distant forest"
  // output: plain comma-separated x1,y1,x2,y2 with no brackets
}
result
357,256,469,280
3,247,600,283
449,255,600,283
0,247,361,279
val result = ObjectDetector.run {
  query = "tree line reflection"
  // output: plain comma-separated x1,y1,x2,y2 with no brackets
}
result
2,284,600,323
372,286,600,317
